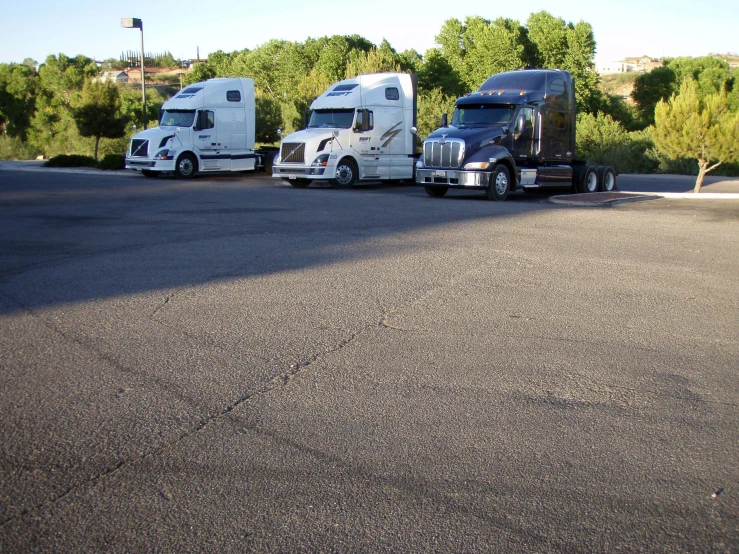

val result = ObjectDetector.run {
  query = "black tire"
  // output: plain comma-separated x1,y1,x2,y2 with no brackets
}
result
289,179,310,188
263,155,274,175
141,170,158,178
598,166,617,192
330,158,357,189
425,186,448,198
577,166,598,193
485,164,510,201
174,152,197,179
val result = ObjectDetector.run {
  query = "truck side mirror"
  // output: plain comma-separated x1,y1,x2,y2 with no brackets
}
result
440,113,448,127
516,114,527,133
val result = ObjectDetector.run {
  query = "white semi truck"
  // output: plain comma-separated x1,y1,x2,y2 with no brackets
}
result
271,72,418,188
125,78,277,178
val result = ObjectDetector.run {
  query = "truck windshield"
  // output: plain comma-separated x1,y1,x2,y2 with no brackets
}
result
451,104,515,127
160,110,196,127
308,109,355,129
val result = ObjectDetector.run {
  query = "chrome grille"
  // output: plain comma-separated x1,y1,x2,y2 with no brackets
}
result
130,139,149,157
423,139,464,168
280,142,305,164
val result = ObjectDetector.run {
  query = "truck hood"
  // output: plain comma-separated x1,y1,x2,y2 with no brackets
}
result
130,126,185,151
281,127,341,145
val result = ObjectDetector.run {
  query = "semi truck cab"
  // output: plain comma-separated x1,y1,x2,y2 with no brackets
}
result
272,72,418,189
416,69,616,200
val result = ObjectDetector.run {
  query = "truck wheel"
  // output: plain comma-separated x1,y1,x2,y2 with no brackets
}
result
175,153,197,179
141,170,158,178
289,179,310,188
578,166,598,193
486,164,510,201
330,159,357,189
425,186,448,198
598,166,617,192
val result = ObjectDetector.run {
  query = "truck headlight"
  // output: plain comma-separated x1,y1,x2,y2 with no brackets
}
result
311,154,330,167
154,149,176,160
463,161,491,170
416,158,424,168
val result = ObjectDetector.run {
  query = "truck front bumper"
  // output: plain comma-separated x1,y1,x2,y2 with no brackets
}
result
416,168,490,188
272,164,329,180
125,158,176,172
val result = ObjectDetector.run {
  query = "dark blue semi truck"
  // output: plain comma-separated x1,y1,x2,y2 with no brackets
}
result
415,69,617,200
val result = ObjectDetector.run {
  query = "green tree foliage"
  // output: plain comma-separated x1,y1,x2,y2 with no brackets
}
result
73,81,129,160
417,88,457,140
631,66,676,126
435,16,534,91
526,11,568,68
653,79,739,192
255,95,282,144
576,112,657,173
0,62,37,138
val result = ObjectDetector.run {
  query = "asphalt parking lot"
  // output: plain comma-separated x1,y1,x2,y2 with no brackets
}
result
1,168,738,552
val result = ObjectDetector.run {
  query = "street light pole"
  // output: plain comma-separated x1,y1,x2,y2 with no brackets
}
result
121,17,147,129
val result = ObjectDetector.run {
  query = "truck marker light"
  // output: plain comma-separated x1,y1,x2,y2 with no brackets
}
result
520,91,526,95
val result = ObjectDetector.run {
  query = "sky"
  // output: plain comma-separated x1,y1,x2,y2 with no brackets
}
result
2,0,737,68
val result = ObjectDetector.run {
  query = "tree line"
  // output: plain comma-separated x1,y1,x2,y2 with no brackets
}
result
1,11,737,182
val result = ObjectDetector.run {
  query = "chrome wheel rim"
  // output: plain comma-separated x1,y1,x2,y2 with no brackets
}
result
336,165,353,186
495,171,508,195
179,157,194,176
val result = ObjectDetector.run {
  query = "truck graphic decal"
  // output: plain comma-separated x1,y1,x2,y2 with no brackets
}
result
380,122,403,147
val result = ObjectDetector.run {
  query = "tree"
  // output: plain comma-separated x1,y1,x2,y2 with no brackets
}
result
73,81,129,160
653,79,739,192
0,62,37,138
526,11,568,68
631,66,676,125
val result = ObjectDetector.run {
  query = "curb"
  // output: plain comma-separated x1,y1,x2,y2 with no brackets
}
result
550,191,739,206
549,192,661,206
0,162,135,177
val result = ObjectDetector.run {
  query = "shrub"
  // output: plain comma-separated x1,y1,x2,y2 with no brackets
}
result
43,154,97,167
576,112,658,174
96,153,125,170
0,135,40,160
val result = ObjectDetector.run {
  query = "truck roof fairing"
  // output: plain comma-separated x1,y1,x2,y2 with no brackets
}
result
311,72,414,111
162,78,255,110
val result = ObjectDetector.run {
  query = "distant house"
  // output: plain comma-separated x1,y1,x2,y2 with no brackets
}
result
598,56,663,74
96,71,129,83
126,67,169,83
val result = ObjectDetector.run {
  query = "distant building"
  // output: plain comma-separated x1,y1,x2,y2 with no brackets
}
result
126,67,169,83
598,56,663,75
96,71,129,83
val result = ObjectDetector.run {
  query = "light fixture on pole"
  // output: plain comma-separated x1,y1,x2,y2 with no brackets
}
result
120,17,147,129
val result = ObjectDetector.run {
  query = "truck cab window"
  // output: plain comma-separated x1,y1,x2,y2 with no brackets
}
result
226,90,241,102
354,109,374,132
385,87,399,101
451,104,515,127
160,109,196,127
195,110,215,130
308,109,355,129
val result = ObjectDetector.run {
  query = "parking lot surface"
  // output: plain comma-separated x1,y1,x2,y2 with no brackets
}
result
1,170,737,552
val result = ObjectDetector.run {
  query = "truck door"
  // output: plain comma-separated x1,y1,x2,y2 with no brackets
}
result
194,110,216,152
511,107,535,161
194,110,230,171
351,109,384,179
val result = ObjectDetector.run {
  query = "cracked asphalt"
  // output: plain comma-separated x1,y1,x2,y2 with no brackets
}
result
0,170,738,552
